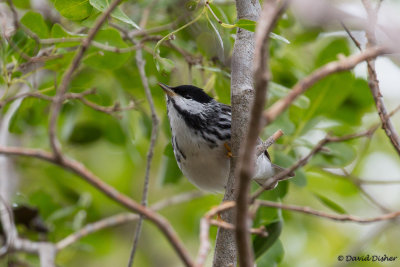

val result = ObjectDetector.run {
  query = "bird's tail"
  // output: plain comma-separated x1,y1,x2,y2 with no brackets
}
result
253,163,295,188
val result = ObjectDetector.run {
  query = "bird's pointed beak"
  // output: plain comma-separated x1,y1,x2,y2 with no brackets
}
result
158,82,176,97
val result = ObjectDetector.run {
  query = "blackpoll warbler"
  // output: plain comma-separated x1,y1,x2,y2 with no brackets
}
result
159,83,293,192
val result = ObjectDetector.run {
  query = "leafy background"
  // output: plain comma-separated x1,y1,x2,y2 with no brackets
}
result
1,0,400,266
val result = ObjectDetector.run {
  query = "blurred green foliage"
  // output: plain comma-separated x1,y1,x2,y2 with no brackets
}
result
1,0,400,267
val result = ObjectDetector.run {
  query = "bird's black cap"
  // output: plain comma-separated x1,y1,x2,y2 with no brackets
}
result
158,83,214,104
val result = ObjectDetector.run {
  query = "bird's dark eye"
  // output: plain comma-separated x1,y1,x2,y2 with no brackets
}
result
184,95,192,100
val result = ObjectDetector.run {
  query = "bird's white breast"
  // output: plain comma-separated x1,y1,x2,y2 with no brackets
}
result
167,98,277,192
168,104,230,192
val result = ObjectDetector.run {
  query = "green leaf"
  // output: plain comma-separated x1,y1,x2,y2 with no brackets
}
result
83,28,131,69
316,38,350,67
272,152,307,187
265,111,295,137
292,169,307,187
253,220,283,259
54,0,93,21
159,156,183,185
20,11,49,38
161,114,172,139
235,20,290,44
214,73,230,105
307,169,359,197
195,32,219,59
185,0,198,11
255,182,287,226
50,24,81,48
102,117,126,145
155,57,175,76
270,32,290,44
256,239,285,267
311,142,356,168
47,206,77,221
269,82,309,109
9,29,37,58
236,19,256,32
13,0,31,9
314,193,347,214
163,143,175,158
68,121,102,144
51,23,69,38
207,17,224,62
89,0,140,29
44,50,75,71
9,98,48,134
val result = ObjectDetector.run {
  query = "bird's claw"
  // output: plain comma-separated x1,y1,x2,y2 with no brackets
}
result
224,142,232,158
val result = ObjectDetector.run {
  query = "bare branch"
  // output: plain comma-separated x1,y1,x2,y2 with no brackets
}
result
38,243,56,267
127,43,160,267
213,0,261,265
322,169,400,185
40,37,140,53
65,91,135,116
56,191,205,250
235,1,287,266
5,0,41,51
361,0,400,157
251,128,382,201
0,89,135,116
199,201,235,267
197,201,268,267
48,0,123,160
255,129,284,156
0,146,194,266
256,200,400,223
263,46,390,125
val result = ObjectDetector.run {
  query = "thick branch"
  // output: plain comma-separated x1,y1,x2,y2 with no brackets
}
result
197,201,267,267
212,0,261,265
0,146,194,266
56,191,204,250
235,1,287,267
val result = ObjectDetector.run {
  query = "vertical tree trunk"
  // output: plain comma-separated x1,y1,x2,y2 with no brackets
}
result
212,1,260,266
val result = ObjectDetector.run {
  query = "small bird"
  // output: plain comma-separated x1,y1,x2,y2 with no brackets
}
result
159,83,293,192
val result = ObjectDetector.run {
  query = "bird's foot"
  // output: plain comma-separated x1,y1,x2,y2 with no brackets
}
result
224,142,232,158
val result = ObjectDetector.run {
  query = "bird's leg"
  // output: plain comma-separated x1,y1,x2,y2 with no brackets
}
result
224,142,232,158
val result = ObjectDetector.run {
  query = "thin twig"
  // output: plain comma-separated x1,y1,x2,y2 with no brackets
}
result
255,129,284,156
205,1,222,24
263,46,390,125
40,37,140,53
256,200,400,223
361,0,400,157
127,43,160,267
323,169,400,185
129,23,176,38
251,127,382,201
0,89,135,116
6,0,41,53
56,191,204,250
